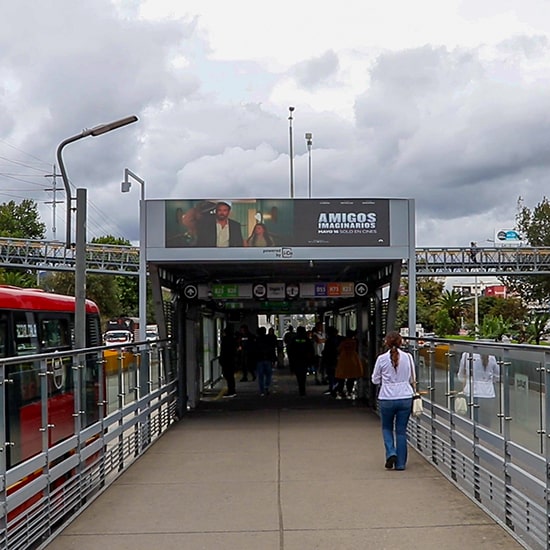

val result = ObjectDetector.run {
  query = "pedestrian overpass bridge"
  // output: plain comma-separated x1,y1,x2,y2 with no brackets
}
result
0,236,549,276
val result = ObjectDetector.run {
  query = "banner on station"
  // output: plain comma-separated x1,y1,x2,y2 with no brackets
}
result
164,198,390,250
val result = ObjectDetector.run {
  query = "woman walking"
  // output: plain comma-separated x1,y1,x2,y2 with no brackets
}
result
334,329,363,399
371,331,416,470
220,326,238,398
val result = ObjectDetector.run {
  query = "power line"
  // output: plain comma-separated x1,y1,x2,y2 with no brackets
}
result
0,138,51,167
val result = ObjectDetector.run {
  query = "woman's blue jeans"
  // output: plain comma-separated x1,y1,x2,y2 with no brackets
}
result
379,398,412,470
256,360,273,394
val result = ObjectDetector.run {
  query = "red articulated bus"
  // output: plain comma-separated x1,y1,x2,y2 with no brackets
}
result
0,285,102,468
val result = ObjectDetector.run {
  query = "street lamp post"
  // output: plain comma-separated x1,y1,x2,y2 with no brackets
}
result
56,115,138,349
474,275,479,337
288,107,295,198
121,168,146,344
305,132,312,198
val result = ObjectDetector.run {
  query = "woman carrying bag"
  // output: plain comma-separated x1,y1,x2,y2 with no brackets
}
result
371,331,416,471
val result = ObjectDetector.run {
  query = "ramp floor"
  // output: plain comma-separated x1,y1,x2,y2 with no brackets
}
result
45,369,524,550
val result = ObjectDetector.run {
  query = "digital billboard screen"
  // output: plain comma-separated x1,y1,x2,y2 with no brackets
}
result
165,198,390,249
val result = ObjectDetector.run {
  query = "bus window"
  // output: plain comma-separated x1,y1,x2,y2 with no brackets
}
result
40,317,71,350
0,318,7,357
14,312,38,356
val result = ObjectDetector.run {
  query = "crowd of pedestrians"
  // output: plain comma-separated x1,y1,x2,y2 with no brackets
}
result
220,323,418,471
220,321,365,400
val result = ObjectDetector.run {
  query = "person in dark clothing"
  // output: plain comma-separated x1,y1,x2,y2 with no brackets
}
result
237,324,256,382
266,327,279,369
288,326,315,396
220,326,238,397
283,325,295,371
335,329,363,399
469,241,479,263
254,327,276,395
321,326,341,397
195,200,244,247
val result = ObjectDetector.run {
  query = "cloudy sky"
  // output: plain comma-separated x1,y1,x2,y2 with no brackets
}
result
1,0,550,248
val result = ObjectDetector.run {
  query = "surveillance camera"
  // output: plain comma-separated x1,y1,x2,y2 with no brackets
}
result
289,106,295,111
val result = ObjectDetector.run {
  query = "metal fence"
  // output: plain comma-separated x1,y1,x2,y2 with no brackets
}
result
405,337,550,550
0,340,178,550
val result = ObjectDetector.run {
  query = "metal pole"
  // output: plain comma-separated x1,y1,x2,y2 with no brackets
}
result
474,275,479,337
288,107,295,198
44,165,61,241
56,116,138,353
75,188,87,349
139,185,146,344
56,116,138,249
57,135,82,248
408,199,417,340
121,169,146,344
305,132,312,198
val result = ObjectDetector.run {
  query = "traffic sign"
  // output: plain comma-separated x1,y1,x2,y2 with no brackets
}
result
286,283,299,299
355,282,368,297
253,283,267,299
184,284,198,299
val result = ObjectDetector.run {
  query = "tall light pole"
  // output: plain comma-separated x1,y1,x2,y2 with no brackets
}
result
121,168,146,344
56,115,138,349
473,276,483,338
288,106,295,198
474,275,479,337
305,132,313,198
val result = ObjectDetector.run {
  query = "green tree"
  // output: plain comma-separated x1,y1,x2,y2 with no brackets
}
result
0,199,46,238
0,199,46,284
525,312,550,345
434,308,455,337
478,314,511,341
438,289,467,335
91,235,140,317
396,278,445,331
0,269,36,287
503,196,550,305
42,272,120,325
477,296,527,336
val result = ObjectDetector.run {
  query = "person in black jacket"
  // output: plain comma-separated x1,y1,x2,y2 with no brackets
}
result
195,200,244,247
288,326,315,396
254,326,277,396
237,325,256,382
220,326,238,398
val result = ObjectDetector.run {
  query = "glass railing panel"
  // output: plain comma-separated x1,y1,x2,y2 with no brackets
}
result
505,349,545,455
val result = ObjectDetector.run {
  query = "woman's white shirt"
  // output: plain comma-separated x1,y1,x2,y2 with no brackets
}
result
371,349,415,400
458,353,499,398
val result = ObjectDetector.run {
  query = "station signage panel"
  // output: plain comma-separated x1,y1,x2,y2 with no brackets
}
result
211,284,239,299
300,282,355,298
196,282,360,301
267,283,285,299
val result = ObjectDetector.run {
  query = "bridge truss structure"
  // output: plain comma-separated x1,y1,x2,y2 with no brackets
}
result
0,237,550,277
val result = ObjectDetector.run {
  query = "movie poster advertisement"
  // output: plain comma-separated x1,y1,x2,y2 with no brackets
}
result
165,198,390,249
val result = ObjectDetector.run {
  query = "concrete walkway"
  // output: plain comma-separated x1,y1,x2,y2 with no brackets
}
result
46,371,524,550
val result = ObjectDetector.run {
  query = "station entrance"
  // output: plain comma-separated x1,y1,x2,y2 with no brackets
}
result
144,197,416,413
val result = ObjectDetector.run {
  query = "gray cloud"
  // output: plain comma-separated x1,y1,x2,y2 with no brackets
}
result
291,50,340,89
1,3,550,250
